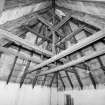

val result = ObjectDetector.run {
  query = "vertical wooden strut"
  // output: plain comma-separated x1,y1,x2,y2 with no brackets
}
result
32,76,38,88
52,0,56,54
83,28,105,75
49,73,56,87
20,51,33,88
73,68,83,89
73,24,97,89
7,47,21,84
67,35,83,89
85,64,97,89
65,71,74,89
42,74,47,86
56,72,59,89
58,72,65,90
32,69,42,88
92,45,105,74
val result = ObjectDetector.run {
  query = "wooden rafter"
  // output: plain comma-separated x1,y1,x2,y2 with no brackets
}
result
52,0,56,54
36,13,72,38
56,25,85,46
65,71,74,89
58,72,65,89
0,46,43,63
84,64,97,89
32,76,38,88
73,68,83,89
20,52,33,88
49,73,56,87
28,29,105,74
24,26,52,42
0,28,54,57
7,47,21,84
36,49,105,76
56,6,105,29
42,74,47,86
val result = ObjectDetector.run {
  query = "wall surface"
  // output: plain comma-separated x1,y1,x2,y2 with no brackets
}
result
0,81,58,105
0,1,48,25
64,88,105,105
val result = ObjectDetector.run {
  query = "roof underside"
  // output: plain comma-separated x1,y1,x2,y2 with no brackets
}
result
0,0,105,90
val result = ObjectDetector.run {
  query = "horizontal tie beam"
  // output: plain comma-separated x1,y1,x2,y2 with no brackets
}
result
28,29,105,74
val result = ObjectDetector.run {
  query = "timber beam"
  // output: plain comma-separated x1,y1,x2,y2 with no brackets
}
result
0,46,43,63
7,47,21,84
58,72,65,89
36,49,105,76
32,76,38,88
73,68,83,89
28,29,105,74
56,6,105,29
56,25,85,46
20,52,33,88
24,26,64,50
36,13,72,38
0,28,54,57
85,64,97,89
65,71,74,89
24,26,52,42
49,73,56,87
42,74,47,86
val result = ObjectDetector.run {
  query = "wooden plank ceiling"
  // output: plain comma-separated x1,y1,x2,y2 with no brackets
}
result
0,0,105,90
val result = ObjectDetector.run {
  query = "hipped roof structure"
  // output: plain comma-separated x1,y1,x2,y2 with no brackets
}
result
0,0,105,90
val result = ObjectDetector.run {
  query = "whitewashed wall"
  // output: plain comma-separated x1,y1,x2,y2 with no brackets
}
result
0,1,49,25
57,86,105,105
56,0,105,19
0,81,58,105
64,88,105,105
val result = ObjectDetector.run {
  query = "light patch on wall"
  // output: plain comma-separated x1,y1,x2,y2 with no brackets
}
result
0,81,58,105
0,1,49,25
64,88,105,105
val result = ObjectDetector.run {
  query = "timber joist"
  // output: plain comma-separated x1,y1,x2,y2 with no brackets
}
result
0,28,54,57
56,25,85,46
36,48,105,76
0,1,105,89
28,29,105,74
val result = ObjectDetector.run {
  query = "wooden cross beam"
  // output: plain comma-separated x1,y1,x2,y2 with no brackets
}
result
37,14,72,37
56,6,105,29
36,49,105,76
32,76,38,88
49,73,56,87
65,71,74,89
28,29,105,74
42,74,47,86
73,68,83,89
20,52,33,88
0,28,54,57
24,26,52,42
56,25,85,46
0,46,43,63
32,70,42,88
58,72,65,89
0,7,50,47
84,64,97,89
7,47,21,84
24,26,64,50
